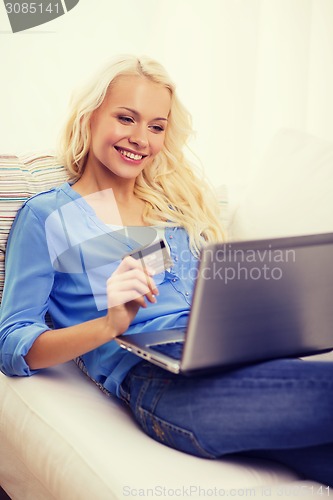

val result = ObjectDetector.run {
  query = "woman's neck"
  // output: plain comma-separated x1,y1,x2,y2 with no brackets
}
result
72,167,136,199
71,172,148,226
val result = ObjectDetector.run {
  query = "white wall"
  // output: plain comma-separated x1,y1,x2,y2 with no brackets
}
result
0,0,332,186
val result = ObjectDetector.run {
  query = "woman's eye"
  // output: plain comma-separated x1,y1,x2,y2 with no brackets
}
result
118,116,134,124
150,125,165,133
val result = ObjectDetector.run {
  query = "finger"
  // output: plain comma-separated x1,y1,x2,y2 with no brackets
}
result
118,255,154,274
143,269,159,296
107,281,158,307
107,278,150,298
109,268,158,296
108,289,147,308
132,295,147,308
118,256,157,287
143,288,158,304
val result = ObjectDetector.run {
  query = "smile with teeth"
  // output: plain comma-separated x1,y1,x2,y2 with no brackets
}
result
117,148,145,161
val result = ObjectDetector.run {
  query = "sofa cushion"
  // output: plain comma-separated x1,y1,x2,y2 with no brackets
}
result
0,154,68,301
0,361,302,499
231,129,333,240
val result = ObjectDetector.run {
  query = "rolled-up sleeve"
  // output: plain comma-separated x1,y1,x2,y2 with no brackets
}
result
0,204,54,376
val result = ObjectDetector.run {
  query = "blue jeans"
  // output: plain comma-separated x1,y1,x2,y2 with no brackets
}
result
119,358,333,486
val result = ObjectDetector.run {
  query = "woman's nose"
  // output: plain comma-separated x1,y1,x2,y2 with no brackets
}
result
129,127,148,149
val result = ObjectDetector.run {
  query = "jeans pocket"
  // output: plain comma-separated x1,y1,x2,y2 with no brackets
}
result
136,407,216,459
126,362,216,458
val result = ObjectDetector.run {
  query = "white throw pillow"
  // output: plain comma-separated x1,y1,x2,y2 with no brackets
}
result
231,129,333,241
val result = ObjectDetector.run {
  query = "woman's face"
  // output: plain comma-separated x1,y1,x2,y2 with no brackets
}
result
87,75,171,181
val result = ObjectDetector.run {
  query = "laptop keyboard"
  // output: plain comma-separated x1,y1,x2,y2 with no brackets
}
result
150,341,184,360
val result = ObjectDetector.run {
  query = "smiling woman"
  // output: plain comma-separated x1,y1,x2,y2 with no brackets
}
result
0,53,224,375
58,55,224,254
1,55,333,489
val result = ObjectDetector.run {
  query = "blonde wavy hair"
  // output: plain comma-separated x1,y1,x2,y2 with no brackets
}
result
58,54,225,255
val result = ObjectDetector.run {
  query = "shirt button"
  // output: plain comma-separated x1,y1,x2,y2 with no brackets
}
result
169,235,173,239
174,256,178,262
185,292,189,296
172,278,177,282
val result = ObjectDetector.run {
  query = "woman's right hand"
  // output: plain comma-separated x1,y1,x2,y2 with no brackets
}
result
24,256,158,371
104,255,158,339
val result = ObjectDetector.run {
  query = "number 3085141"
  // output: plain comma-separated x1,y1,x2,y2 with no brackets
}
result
5,3,61,14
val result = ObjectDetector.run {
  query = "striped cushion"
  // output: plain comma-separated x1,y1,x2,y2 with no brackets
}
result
0,154,68,302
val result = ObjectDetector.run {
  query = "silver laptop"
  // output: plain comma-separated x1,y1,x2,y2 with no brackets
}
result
116,232,333,375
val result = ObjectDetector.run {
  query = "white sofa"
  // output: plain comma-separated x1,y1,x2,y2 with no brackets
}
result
1,129,333,499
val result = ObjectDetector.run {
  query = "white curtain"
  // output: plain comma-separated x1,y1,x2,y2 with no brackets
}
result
191,0,333,185
251,0,333,172
0,0,332,185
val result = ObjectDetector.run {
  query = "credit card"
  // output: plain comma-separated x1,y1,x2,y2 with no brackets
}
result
125,239,173,274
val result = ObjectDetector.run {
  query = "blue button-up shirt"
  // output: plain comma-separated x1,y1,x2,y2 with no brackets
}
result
0,183,199,396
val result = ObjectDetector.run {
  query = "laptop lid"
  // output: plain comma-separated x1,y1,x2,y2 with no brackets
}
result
179,232,333,374
117,232,333,374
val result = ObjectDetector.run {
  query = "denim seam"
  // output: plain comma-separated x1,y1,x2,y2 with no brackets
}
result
213,379,333,389
118,384,130,405
137,379,171,435
140,407,216,459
